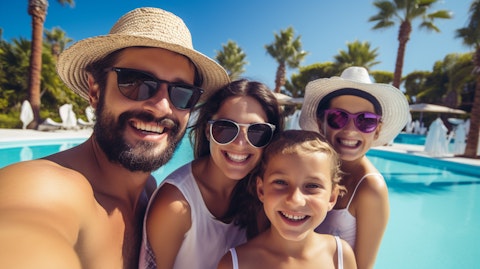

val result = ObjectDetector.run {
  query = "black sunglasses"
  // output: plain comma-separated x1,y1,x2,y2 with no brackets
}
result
107,67,204,110
324,108,381,133
208,119,276,148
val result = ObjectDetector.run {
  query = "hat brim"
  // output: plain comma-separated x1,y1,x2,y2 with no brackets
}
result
299,77,411,147
57,34,230,103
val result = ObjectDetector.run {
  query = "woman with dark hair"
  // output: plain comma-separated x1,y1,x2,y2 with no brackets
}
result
140,79,283,269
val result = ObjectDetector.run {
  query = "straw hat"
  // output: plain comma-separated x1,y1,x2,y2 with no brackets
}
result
57,7,229,102
299,66,410,147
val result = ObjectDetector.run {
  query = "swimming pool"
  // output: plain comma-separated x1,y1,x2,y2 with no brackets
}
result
368,149,479,268
0,137,478,268
393,133,427,145
0,137,193,178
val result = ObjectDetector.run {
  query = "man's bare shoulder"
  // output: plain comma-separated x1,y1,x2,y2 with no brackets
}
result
0,159,99,226
0,159,98,269
0,159,95,199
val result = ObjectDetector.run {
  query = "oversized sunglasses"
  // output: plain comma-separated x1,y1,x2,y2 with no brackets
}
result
108,67,204,110
208,119,276,148
324,108,381,133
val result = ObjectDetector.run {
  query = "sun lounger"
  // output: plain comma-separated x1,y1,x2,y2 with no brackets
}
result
77,106,95,128
38,118,63,131
59,104,78,130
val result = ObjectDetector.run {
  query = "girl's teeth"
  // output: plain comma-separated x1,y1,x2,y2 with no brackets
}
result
281,211,306,221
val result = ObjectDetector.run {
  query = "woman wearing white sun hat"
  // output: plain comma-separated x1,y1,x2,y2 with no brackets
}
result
299,66,410,269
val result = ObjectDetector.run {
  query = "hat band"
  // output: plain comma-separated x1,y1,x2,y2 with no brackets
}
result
316,88,382,117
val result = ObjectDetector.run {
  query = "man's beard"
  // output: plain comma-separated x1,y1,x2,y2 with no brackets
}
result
93,98,185,172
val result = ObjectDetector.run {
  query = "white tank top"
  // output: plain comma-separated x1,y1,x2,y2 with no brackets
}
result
315,173,383,247
228,235,344,269
139,163,247,269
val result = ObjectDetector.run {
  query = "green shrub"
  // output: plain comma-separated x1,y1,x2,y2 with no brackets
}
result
0,112,21,128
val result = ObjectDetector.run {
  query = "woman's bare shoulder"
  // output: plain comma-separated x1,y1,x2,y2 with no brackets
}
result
358,172,388,198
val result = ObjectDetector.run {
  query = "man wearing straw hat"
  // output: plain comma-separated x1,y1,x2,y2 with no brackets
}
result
0,7,229,269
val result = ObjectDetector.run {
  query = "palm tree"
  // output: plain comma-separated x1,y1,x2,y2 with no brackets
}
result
333,40,380,71
44,27,72,61
265,27,308,93
27,0,74,129
370,70,394,84
0,38,34,113
403,70,431,103
285,62,337,98
369,0,451,88
456,0,480,158
439,53,474,108
215,40,247,81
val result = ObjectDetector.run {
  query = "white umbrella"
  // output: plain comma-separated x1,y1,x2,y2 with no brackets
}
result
409,103,467,114
424,117,450,157
20,100,34,129
59,104,77,129
409,103,467,125
273,92,303,105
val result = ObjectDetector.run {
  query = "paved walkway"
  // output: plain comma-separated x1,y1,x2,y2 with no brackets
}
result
374,143,480,167
0,128,92,142
1,128,479,167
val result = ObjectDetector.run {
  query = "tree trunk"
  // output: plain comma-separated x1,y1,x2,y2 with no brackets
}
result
274,62,286,93
28,1,47,129
52,42,60,61
393,21,411,89
464,69,480,158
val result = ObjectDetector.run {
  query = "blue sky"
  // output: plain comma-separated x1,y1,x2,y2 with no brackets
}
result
0,0,473,91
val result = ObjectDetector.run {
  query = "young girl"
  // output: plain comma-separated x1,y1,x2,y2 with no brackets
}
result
139,79,283,269
299,66,410,269
217,130,356,269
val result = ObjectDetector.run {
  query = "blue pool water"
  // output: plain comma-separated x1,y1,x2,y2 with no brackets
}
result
393,133,427,145
394,132,458,148
0,137,193,178
368,149,479,268
0,137,478,268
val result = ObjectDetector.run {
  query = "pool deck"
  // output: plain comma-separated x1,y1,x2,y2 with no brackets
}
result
0,128,93,142
1,128,479,167
374,143,480,167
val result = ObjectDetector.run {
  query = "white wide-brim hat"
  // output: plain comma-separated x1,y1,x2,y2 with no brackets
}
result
57,7,229,102
299,66,411,147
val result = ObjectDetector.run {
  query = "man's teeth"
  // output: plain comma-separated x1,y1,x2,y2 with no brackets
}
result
340,139,358,147
227,153,248,162
133,122,165,133
281,212,307,221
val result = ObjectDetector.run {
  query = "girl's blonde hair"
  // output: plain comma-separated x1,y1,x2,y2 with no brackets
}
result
258,129,344,193
240,130,346,238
